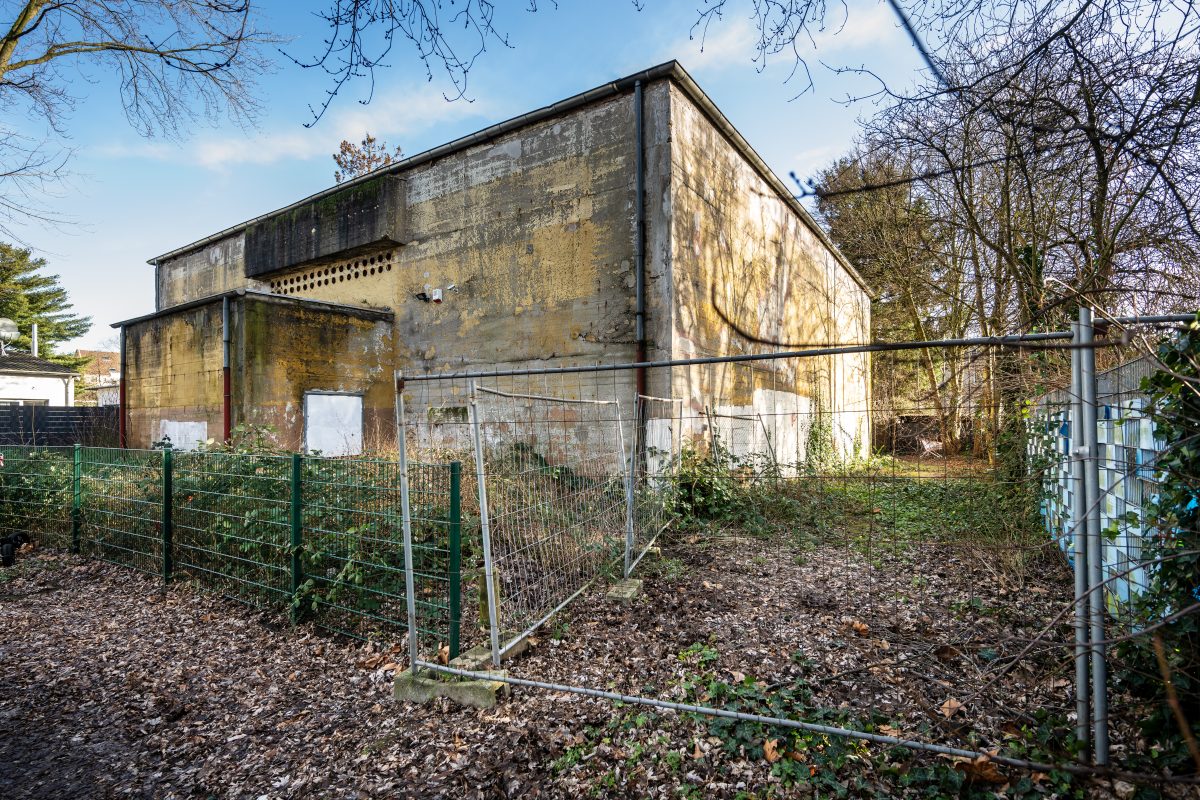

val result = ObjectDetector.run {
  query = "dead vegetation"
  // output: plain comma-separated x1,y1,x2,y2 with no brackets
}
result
0,525,1182,799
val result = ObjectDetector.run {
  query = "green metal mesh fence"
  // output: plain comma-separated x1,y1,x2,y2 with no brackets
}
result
301,459,461,657
173,450,293,607
0,445,462,660
0,445,73,549
78,447,163,576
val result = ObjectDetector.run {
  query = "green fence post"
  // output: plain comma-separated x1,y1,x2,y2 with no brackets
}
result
70,444,81,554
448,461,462,660
161,444,173,583
290,452,303,623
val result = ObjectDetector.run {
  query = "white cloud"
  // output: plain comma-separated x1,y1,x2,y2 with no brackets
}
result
809,3,903,55
660,2,902,72
95,84,489,171
663,15,758,72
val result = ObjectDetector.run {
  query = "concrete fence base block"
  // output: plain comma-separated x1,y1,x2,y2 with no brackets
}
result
606,578,643,604
394,669,510,709
450,633,531,671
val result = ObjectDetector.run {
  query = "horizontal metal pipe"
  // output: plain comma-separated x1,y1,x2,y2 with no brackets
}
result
412,661,1192,783
1110,313,1198,324
403,332,1075,382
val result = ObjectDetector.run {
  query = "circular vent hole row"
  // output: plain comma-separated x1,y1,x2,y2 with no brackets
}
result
268,250,395,295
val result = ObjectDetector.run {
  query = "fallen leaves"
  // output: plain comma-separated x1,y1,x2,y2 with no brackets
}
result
763,738,782,763
940,697,965,718
943,752,1006,784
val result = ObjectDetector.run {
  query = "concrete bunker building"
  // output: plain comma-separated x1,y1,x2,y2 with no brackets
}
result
115,62,871,457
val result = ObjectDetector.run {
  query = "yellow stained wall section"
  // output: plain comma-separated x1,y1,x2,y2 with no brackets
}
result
667,84,871,458
124,303,225,447
236,298,393,450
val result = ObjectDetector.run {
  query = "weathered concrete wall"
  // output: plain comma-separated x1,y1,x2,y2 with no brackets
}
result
236,296,394,451
123,296,394,450
124,302,224,448
156,235,266,310
157,84,673,411
665,84,871,462
149,75,869,463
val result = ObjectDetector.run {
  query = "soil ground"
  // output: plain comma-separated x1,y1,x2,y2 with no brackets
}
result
0,533,1176,800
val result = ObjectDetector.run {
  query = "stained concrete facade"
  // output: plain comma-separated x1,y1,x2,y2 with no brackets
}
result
119,293,392,449
119,62,871,455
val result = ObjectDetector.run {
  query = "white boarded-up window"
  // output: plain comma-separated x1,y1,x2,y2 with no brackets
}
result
158,420,208,451
304,393,363,456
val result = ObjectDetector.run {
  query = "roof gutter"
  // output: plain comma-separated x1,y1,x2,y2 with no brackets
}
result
148,62,683,267
0,368,79,378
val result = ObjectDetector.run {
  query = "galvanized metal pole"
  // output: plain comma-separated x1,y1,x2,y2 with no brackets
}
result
393,373,420,675
1078,306,1110,765
469,379,502,667
620,401,635,579
447,461,463,661
1069,319,1090,752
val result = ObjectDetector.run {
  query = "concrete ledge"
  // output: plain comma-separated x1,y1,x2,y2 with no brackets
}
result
606,578,643,604
394,669,510,709
449,634,530,671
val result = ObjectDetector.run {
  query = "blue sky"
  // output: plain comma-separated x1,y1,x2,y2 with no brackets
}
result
8,0,925,351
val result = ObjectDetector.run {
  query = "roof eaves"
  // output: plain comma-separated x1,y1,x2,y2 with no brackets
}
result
110,289,394,328
147,59,872,299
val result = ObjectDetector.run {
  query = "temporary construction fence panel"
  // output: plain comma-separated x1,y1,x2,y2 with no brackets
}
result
0,444,463,662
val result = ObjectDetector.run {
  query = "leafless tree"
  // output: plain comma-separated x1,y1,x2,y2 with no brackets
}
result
0,1,272,238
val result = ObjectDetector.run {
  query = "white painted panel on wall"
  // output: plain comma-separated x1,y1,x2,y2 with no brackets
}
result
159,420,208,450
305,393,363,457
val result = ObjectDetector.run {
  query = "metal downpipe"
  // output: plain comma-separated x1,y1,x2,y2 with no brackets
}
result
118,326,127,449
222,296,232,443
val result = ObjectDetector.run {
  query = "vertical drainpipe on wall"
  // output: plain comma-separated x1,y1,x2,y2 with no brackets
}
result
633,79,648,479
118,326,127,448
222,295,232,443
633,80,647,390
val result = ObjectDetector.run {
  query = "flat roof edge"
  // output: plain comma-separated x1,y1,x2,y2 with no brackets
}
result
148,61,684,266
111,289,394,328
148,59,872,298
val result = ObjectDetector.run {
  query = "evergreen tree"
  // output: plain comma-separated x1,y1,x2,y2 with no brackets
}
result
0,243,90,368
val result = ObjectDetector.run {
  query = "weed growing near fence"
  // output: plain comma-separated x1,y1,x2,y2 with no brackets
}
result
671,642,1081,798
671,439,1047,575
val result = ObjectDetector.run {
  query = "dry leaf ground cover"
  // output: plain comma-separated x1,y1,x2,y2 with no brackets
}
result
0,523,1173,800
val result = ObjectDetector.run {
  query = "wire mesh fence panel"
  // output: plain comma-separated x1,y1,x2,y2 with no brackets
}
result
401,368,636,656
474,383,628,651
628,394,683,572
301,457,461,659
0,445,73,549
77,447,164,575
172,450,293,608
